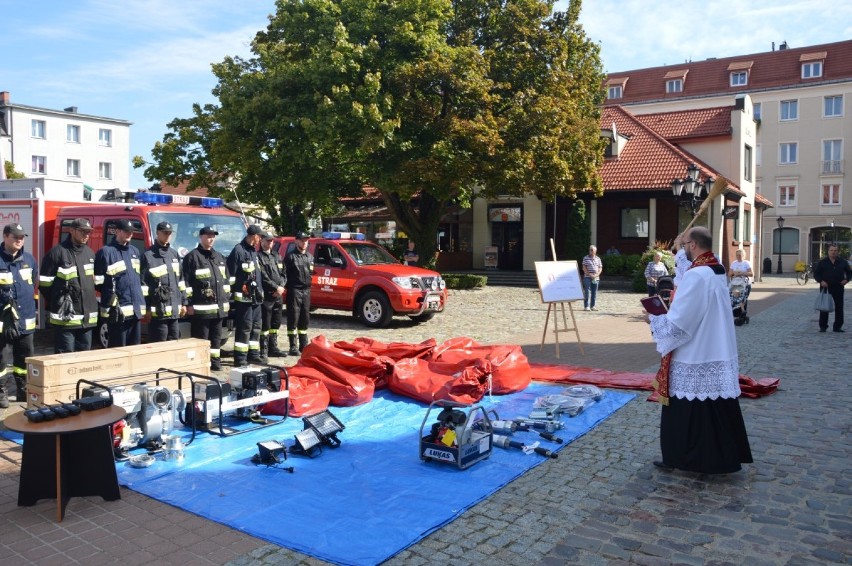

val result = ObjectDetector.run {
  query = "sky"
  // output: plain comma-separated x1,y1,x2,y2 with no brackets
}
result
1,0,850,190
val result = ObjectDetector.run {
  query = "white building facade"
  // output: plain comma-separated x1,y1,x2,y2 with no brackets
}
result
0,91,131,193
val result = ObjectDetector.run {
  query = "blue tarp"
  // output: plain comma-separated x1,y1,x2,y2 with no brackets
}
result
3,384,634,565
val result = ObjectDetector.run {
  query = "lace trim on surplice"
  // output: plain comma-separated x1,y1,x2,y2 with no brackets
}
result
669,359,740,401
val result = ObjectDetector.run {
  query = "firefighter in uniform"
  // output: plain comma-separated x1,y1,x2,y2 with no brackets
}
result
228,225,265,366
284,231,314,356
94,219,146,347
39,218,99,354
0,224,38,407
141,221,187,341
258,232,286,359
183,226,230,371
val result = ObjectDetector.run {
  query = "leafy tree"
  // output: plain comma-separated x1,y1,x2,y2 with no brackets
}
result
563,198,590,263
136,0,606,254
3,160,25,179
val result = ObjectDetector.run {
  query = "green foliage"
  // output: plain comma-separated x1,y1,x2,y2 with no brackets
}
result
137,0,605,262
600,254,624,275
3,161,25,179
564,199,591,263
441,273,487,289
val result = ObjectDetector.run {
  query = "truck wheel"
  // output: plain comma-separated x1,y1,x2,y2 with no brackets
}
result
357,291,392,328
409,312,436,323
98,320,109,349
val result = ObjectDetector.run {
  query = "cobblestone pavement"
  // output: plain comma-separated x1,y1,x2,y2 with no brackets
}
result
1,276,849,565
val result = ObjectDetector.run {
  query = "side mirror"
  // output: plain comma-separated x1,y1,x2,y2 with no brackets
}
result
330,257,344,268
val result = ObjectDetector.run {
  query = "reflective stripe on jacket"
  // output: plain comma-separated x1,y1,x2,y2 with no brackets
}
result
39,240,99,328
0,245,38,336
94,241,146,319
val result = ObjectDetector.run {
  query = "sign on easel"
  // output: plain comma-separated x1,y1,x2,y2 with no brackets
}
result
535,259,584,358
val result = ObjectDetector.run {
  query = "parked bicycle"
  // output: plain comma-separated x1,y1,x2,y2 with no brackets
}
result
796,263,815,285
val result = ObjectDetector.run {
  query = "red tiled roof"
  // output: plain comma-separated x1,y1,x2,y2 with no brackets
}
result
754,192,774,208
600,106,741,196
635,107,733,140
605,39,852,105
158,180,209,198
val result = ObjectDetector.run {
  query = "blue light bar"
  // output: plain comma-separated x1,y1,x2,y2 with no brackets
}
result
200,197,224,208
131,192,223,208
322,231,366,240
135,192,172,205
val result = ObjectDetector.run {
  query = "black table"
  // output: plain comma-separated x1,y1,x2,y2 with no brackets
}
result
4,405,126,521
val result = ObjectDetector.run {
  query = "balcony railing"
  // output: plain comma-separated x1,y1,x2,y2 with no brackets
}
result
821,160,843,174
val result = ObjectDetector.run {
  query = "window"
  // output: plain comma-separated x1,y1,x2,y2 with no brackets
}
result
822,140,842,174
778,184,796,207
753,102,761,121
822,184,841,205
774,227,799,255
31,155,47,174
756,144,762,167
608,85,622,99
620,208,649,238
313,244,347,267
824,95,843,117
31,119,46,138
780,100,798,121
99,128,112,146
743,209,752,242
779,142,797,165
104,219,146,254
67,124,80,143
666,79,682,93
66,159,80,177
801,61,822,79
99,162,112,179
744,144,753,181
730,71,748,86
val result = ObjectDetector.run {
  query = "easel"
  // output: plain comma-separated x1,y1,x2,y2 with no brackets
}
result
540,301,583,358
535,239,584,359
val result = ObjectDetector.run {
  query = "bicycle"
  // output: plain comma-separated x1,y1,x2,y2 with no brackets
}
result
796,263,814,285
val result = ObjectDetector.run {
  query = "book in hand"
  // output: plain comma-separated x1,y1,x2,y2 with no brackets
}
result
641,295,668,315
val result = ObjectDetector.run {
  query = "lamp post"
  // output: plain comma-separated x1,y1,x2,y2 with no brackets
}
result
671,162,714,217
776,216,785,274
830,218,836,244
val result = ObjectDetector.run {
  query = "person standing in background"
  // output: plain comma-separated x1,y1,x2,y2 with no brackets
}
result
729,249,754,290
814,244,851,333
258,233,286,359
644,252,669,296
284,231,314,355
183,226,230,371
95,219,145,347
0,224,38,407
228,225,266,366
581,245,603,311
403,240,420,267
39,218,98,353
141,221,186,341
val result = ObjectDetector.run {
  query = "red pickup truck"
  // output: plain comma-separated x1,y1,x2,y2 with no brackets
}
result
275,233,447,328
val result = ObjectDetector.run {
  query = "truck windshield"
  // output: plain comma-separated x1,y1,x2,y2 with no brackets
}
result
339,242,400,265
147,212,247,258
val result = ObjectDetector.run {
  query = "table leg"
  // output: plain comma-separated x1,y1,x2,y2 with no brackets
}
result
55,435,65,522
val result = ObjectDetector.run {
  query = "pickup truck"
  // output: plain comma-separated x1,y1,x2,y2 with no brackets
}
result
275,232,447,328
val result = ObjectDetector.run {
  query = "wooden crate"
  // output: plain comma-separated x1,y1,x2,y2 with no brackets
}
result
27,349,133,390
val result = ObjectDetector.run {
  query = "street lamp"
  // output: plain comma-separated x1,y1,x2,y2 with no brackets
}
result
830,218,836,243
672,162,714,217
776,216,785,274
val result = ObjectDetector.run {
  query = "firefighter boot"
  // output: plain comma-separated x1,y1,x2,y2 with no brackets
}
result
288,334,300,357
298,333,308,353
256,338,268,364
268,334,285,358
0,383,8,409
14,376,26,402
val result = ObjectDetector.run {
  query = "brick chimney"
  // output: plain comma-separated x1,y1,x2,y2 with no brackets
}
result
0,91,9,105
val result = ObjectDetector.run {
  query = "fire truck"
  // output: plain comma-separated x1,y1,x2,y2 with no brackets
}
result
0,178,247,346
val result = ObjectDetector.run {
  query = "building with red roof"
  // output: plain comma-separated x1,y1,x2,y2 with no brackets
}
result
605,39,852,270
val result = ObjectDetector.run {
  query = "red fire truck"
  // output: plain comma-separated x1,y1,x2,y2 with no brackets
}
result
0,178,247,346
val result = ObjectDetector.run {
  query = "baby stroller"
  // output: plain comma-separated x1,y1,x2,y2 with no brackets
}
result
729,276,750,326
656,275,675,308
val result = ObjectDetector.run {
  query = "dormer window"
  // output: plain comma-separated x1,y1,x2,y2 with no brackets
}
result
663,69,688,94
800,51,826,79
727,61,752,87
606,77,628,100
